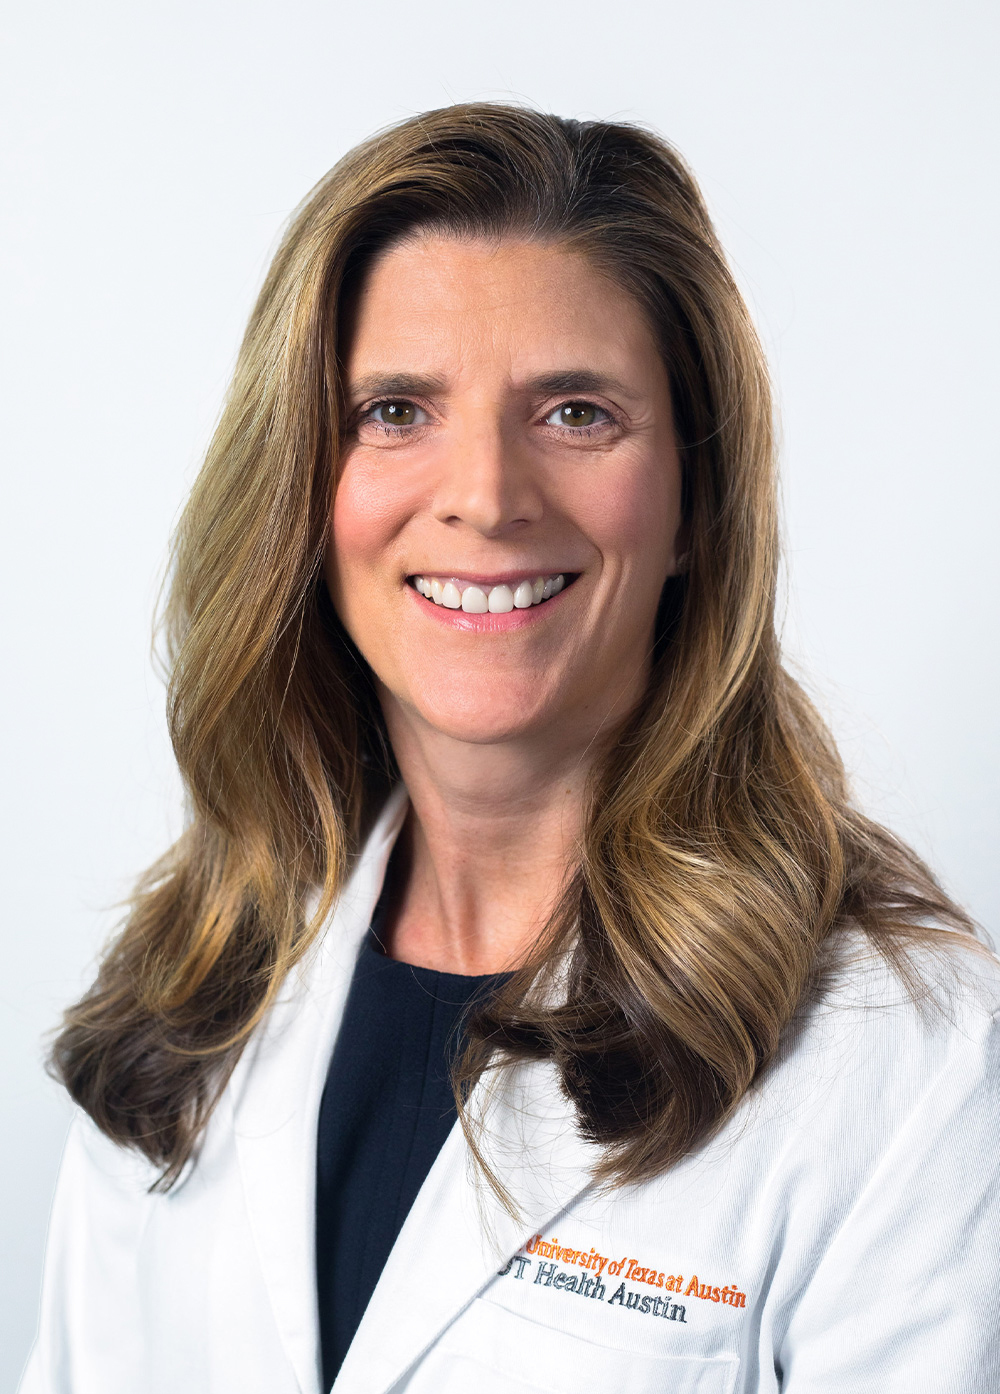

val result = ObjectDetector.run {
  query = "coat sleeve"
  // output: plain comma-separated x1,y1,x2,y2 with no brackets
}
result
777,1008,1000,1392
18,1112,154,1394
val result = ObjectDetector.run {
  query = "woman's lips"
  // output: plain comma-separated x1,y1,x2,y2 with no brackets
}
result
405,572,577,629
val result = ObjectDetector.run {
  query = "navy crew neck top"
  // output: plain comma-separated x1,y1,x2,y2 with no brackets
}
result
315,881,506,1392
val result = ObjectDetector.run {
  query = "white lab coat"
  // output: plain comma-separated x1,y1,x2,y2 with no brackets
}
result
19,784,1000,1393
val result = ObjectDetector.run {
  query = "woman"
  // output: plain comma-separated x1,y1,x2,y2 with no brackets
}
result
22,105,998,1393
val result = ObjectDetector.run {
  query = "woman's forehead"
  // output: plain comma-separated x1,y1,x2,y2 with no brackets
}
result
340,233,666,398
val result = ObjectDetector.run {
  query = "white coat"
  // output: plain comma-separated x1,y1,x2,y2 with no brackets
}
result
20,785,1000,1393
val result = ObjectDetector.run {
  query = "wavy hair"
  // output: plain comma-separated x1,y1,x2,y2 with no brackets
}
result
52,103,976,1189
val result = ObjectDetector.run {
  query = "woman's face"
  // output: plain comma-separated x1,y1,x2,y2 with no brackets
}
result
326,234,685,755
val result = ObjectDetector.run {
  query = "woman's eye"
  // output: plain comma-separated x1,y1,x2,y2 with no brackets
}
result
544,401,605,429
367,400,426,428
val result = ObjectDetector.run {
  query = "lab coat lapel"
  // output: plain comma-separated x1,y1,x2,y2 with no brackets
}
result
232,785,410,1394
334,1056,601,1394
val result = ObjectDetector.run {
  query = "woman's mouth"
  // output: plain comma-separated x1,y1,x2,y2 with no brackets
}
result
408,573,573,614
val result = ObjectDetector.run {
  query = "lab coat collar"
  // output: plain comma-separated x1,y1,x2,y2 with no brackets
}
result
232,784,600,1394
231,784,410,1394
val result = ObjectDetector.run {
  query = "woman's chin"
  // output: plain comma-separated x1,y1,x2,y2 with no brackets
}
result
395,684,569,750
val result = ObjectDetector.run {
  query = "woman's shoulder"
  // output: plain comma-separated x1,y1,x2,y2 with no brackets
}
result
746,931,1000,1383
754,926,999,1142
805,925,1000,1041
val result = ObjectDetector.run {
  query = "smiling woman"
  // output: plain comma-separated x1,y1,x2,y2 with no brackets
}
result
328,235,685,969
327,235,685,979
22,105,1000,1394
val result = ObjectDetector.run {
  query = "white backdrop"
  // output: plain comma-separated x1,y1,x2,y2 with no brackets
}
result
2,0,997,1382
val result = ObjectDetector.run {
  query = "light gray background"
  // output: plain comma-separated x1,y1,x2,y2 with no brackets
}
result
2,0,997,1382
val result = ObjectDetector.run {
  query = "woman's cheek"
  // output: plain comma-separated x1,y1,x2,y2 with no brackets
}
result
331,456,407,565
326,477,381,636
571,457,678,583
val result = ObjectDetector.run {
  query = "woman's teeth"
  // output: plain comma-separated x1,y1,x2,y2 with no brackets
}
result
412,574,566,613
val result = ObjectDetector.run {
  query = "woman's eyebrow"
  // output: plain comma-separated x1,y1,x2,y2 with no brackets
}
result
345,372,447,402
525,369,639,401
346,370,641,403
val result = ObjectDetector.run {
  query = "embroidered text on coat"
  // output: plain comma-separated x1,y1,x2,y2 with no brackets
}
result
502,1235,747,1322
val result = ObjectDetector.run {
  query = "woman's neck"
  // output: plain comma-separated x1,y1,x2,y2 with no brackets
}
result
378,700,593,974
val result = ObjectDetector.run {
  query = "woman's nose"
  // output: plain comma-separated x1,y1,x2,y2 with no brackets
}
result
430,417,544,536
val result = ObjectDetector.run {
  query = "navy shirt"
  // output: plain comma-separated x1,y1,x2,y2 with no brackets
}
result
315,889,504,1392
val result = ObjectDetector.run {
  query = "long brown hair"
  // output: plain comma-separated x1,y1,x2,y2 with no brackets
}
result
52,103,977,1190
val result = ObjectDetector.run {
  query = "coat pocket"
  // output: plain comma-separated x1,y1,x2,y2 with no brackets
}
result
398,1297,740,1394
